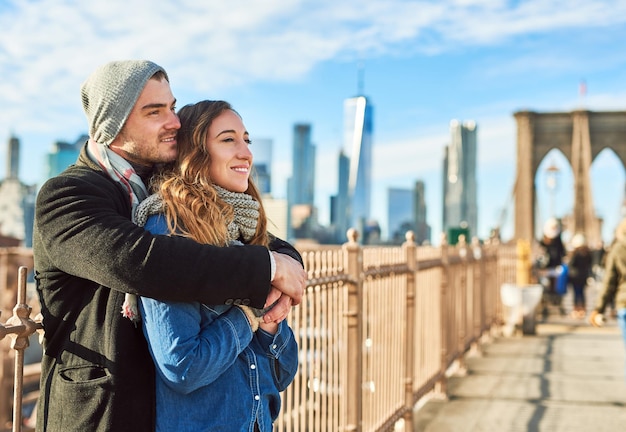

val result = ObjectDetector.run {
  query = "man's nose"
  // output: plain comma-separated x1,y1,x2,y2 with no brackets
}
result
167,111,181,130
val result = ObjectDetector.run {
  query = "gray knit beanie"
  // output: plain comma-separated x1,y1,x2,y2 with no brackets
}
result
80,60,168,146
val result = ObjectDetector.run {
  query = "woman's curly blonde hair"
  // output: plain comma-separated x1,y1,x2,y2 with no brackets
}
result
152,100,268,247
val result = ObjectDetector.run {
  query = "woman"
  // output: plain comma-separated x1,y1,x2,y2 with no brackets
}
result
568,233,592,319
136,100,299,431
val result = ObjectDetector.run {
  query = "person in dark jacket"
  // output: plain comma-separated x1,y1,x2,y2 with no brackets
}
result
33,60,306,432
568,233,593,319
537,217,567,316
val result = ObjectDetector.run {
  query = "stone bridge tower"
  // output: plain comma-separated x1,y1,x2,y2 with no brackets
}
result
514,110,626,246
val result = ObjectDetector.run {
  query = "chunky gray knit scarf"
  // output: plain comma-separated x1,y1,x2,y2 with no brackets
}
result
213,185,260,243
122,186,261,324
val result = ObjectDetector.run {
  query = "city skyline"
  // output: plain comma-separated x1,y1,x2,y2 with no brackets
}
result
1,1,626,243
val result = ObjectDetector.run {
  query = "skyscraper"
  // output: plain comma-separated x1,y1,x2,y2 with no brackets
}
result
7,135,19,179
44,134,88,178
443,120,478,240
251,138,272,195
287,123,316,239
287,124,315,206
0,135,36,246
413,180,431,245
388,187,413,243
331,150,350,243
262,196,288,241
387,181,431,245
343,95,373,240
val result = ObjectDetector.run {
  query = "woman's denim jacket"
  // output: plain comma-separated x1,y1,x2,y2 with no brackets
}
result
139,214,299,432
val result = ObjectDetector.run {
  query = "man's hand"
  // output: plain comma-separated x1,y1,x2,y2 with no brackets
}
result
262,253,305,323
270,252,306,305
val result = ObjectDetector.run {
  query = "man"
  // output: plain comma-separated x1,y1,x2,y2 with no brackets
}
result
33,60,306,432
590,219,626,350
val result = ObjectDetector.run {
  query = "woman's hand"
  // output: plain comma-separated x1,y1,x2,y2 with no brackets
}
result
263,293,293,324
259,321,279,334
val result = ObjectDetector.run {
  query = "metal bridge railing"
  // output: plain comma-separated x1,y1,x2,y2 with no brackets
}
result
0,234,516,431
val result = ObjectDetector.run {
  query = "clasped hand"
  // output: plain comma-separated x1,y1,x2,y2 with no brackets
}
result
262,252,307,323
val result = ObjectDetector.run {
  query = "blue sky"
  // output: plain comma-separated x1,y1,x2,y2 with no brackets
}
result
1,0,625,244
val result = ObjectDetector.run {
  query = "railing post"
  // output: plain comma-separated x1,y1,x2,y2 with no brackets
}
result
490,236,506,337
471,237,487,351
402,231,417,427
456,235,468,375
436,233,449,397
343,228,363,432
6,266,36,432
0,249,34,430
0,259,42,432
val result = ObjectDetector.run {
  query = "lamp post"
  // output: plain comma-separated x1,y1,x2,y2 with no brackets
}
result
546,161,560,218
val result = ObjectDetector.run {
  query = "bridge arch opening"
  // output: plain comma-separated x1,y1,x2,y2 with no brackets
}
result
534,149,573,242
591,148,625,244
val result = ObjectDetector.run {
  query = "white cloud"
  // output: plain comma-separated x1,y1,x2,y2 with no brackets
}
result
438,0,626,44
3,0,625,111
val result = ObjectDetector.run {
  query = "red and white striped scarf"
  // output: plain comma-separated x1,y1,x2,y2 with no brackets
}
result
86,138,149,223
87,138,149,324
